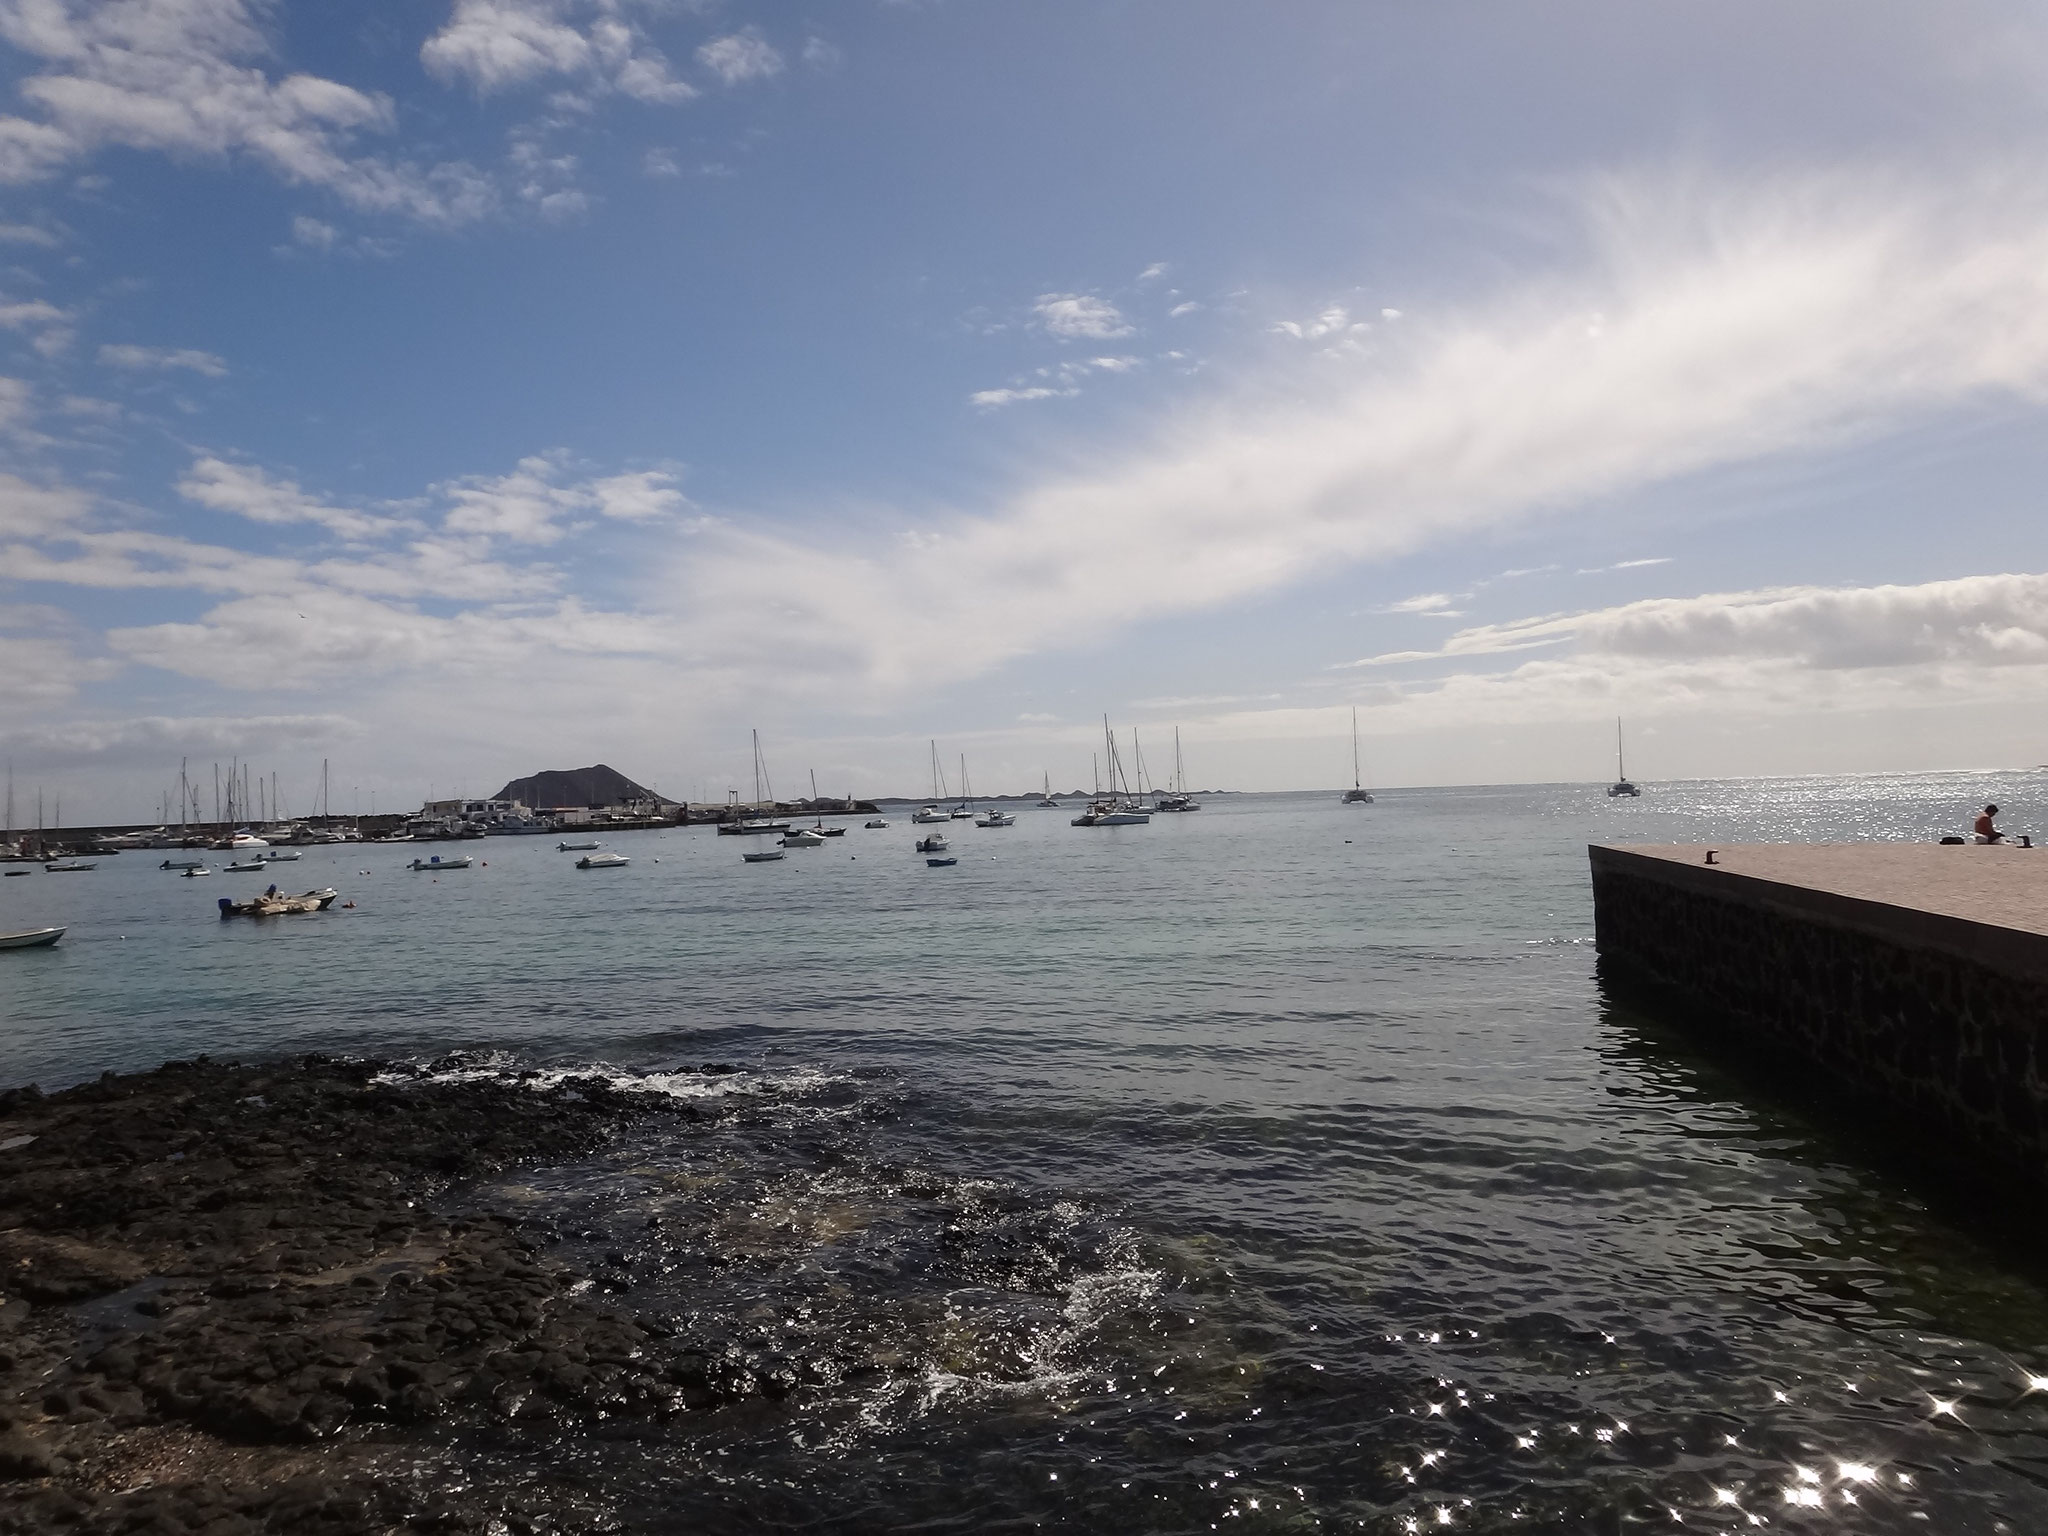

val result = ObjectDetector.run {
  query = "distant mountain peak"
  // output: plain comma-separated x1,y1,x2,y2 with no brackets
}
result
492,764,671,809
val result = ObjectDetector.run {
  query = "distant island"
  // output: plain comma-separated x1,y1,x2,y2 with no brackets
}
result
492,764,675,810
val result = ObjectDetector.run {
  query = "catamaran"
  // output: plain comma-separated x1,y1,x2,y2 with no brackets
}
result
1342,707,1374,804
1608,718,1641,798
1072,718,1152,825
1153,727,1200,812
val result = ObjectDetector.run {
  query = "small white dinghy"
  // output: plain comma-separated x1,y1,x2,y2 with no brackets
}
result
410,854,473,871
257,849,302,862
741,847,785,863
226,860,267,873
181,866,212,878
0,925,64,949
558,840,602,852
975,810,1015,828
865,818,890,829
576,852,630,869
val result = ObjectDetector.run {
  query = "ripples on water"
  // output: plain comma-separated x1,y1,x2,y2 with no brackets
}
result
5,774,2048,1531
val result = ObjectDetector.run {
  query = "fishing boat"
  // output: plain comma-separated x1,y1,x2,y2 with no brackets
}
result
2,869,28,877
181,867,212,878
926,856,958,867
217,889,339,918
43,861,96,872
1608,718,1641,798
0,925,64,948
225,860,267,873
409,854,473,871
915,832,950,854
864,817,890,829
741,847,785,863
1342,708,1374,804
781,829,826,848
975,808,1015,828
558,840,603,852
256,848,302,862
576,852,630,869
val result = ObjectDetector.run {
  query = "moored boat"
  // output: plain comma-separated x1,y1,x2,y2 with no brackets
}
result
781,829,826,848
226,860,267,872
926,856,958,867
409,855,473,871
217,888,339,917
0,925,64,948
741,847,785,863
576,852,630,869
161,857,206,870
558,840,602,851
181,866,212,878
864,818,890,829
43,861,96,872
1343,707,1374,804
915,833,949,853
975,809,1015,828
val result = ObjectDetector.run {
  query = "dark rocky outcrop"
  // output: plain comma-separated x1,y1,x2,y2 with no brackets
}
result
490,764,670,809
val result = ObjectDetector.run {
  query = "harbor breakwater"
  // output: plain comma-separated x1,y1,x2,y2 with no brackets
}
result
1589,843,2048,1193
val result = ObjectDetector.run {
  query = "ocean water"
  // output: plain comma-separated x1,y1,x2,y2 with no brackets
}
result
4,775,2048,1533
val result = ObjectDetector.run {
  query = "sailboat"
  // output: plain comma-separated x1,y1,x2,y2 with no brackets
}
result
1153,727,1200,812
974,755,1016,826
807,770,846,835
1072,718,1151,826
1342,707,1374,804
716,731,793,834
950,755,974,819
1036,771,1058,809
912,742,952,823
1608,718,1641,798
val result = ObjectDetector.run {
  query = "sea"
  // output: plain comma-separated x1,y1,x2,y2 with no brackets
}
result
3,774,2047,1534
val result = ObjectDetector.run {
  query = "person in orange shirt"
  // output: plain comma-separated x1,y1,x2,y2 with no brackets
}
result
1974,804,2005,843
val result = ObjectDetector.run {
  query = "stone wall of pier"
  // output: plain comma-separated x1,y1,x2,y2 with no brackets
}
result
1589,846,2048,1187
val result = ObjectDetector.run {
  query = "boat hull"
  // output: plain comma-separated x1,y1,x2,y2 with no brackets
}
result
0,926,64,948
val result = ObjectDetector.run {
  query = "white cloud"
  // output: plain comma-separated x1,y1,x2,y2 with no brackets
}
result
98,343,227,376
177,457,406,541
289,214,337,250
0,0,495,224
1137,262,1169,282
0,221,58,245
642,146,680,177
1381,593,1460,615
970,385,1074,409
1271,305,1363,341
1168,301,1202,318
422,0,695,104
697,29,784,85
643,166,2048,702
1033,293,1133,341
800,36,841,72
437,452,684,543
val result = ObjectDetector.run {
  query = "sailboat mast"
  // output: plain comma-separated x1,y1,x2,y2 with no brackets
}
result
1352,706,1362,790
1616,717,1625,781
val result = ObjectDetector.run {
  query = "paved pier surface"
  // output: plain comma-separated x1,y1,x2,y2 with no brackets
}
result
1606,841,2048,945
1590,841,2048,1192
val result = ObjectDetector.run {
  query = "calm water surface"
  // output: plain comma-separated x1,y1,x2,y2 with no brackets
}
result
4,775,2047,1533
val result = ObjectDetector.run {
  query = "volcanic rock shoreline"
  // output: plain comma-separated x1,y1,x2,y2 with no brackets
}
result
0,1054,785,1534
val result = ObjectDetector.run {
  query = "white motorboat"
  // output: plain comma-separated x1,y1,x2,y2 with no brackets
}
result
865,818,890,829
558,840,602,851
257,849,302,861
741,847,785,863
1343,707,1374,804
44,861,96,872
224,831,271,850
225,860,267,873
410,854,473,871
910,805,949,824
0,925,64,949
181,866,212,878
781,829,826,847
975,810,1015,828
576,852,630,869
915,833,949,853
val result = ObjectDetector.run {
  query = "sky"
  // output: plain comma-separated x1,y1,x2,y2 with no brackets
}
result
5,0,2048,821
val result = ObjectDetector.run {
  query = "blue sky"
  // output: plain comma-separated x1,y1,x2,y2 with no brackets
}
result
4,0,2048,820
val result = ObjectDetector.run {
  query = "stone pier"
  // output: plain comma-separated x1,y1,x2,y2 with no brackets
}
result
1589,842,2048,1190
